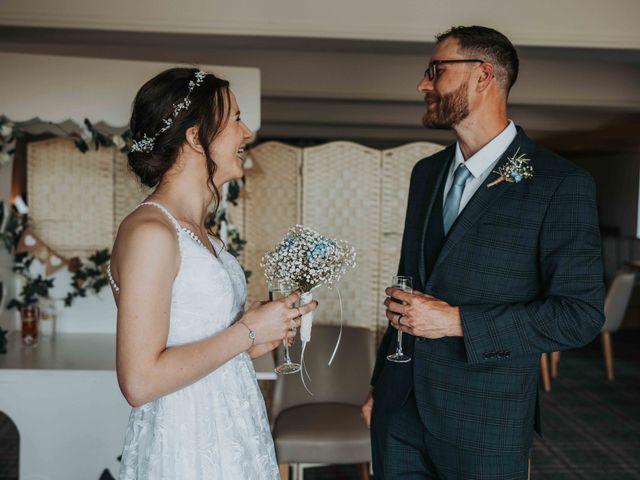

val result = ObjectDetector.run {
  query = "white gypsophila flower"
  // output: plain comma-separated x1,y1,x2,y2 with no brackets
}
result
0,151,12,166
261,225,356,292
111,135,126,150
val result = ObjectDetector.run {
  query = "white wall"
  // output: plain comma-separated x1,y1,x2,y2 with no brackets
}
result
0,53,261,131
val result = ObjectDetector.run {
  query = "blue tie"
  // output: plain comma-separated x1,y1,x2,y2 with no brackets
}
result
443,163,472,235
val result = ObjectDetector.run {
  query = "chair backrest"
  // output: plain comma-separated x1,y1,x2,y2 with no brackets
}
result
603,271,636,332
271,325,375,421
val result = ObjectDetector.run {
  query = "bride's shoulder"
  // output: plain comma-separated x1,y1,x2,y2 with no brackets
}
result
113,209,178,258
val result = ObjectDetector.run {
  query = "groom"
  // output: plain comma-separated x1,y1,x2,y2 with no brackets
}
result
362,26,605,479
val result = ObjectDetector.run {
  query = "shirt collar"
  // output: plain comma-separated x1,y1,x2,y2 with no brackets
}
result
453,120,517,179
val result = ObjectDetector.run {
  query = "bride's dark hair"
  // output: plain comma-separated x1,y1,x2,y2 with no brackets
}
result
128,67,231,218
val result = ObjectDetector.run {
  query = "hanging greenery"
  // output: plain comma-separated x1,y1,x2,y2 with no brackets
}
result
7,253,55,310
63,250,111,307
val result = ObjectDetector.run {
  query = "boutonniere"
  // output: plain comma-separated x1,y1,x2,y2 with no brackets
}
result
487,147,534,188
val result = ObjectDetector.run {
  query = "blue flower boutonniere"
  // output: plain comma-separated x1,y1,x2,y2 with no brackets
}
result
487,147,534,188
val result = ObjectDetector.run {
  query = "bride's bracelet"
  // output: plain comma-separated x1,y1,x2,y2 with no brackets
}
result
238,320,256,348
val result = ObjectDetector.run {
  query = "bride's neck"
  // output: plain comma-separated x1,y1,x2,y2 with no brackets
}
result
151,174,214,227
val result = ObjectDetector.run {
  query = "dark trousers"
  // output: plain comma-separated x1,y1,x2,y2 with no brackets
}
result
371,391,529,480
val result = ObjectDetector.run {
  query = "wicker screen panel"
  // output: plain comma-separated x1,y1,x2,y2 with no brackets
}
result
381,142,446,234
243,142,302,303
378,142,445,332
27,138,114,258
113,151,151,232
302,141,381,331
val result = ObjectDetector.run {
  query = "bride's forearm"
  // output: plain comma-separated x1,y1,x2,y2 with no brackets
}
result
118,322,252,407
248,340,280,359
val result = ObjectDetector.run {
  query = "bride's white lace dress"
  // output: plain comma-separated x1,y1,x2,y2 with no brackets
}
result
114,202,279,480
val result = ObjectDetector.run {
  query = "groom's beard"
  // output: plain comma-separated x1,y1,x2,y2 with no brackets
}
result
422,81,470,129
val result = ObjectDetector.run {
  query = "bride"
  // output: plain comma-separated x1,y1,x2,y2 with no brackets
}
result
108,67,317,479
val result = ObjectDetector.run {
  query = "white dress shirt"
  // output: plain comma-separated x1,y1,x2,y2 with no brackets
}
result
443,120,517,215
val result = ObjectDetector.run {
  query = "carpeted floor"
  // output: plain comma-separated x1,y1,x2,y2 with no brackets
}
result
300,331,640,479
1,331,639,479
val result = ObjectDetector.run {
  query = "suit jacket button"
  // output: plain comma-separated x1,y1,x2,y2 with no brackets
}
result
417,337,425,343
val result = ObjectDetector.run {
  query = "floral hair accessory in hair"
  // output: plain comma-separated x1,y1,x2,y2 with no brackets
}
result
130,70,207,153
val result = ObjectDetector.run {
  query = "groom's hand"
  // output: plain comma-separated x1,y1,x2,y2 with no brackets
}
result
361,388,374,429
384,288,463,339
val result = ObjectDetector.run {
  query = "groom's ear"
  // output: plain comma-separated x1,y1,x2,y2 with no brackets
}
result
476,62,495,93
184,126,205,154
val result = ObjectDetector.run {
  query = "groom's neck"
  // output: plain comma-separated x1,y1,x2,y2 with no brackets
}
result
454,104,509,160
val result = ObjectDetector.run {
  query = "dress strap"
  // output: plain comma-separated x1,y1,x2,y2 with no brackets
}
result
137,201,182,233
106,263,120,295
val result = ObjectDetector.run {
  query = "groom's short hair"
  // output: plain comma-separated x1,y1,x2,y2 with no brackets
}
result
436,26,519,94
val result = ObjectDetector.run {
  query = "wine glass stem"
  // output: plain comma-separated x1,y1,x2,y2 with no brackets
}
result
396,330,403,354
283,340,292,364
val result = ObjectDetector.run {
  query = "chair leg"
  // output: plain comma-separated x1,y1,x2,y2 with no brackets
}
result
528,453,531,480
279,464,290,480
602,331,615,381
540,353,551,392
357,462,370,480
550,351,561,379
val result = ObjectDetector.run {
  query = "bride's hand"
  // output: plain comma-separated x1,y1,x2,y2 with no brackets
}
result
245,300,297,358
241,290,317,346
248,333,295,359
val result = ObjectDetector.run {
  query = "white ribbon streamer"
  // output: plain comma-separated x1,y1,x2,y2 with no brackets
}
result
327,285,343,366
300,341,313,395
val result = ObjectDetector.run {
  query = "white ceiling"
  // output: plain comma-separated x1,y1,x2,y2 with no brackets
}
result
1,7,639,149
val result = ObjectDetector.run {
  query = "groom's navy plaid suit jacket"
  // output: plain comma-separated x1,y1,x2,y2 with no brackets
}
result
371,128,605,455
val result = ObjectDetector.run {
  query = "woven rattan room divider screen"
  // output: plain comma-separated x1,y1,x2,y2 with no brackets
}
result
241,141,445,336
27,138,150,259
26,138,444,335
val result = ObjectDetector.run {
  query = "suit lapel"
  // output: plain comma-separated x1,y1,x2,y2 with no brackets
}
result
409,151,452,288
426,129,535,289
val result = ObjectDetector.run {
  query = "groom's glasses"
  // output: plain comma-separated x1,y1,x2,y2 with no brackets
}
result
424,59,485,81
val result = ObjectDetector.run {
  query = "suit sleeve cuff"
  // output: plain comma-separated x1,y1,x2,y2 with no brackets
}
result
460,305,510,365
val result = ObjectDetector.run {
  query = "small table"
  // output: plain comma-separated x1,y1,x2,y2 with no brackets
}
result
0,331,276,479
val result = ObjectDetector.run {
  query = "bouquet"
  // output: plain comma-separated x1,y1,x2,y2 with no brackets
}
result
261,225,356,386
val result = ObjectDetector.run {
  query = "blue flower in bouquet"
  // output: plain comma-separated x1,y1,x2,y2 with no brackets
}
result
307,238,334,262
277,236,295,254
